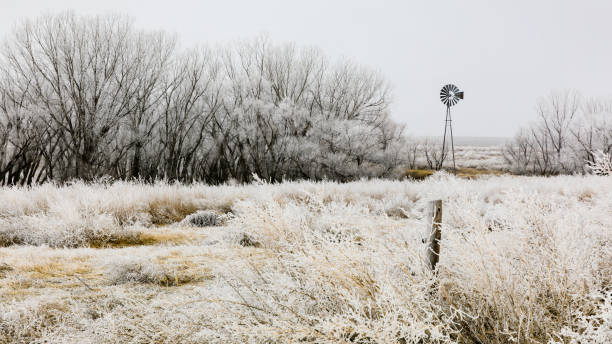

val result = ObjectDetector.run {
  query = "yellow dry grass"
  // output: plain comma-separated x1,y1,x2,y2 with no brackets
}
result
152,254,214,286
139,230,200,246
403,169,435,180
454,167,506,178
0,255,103,298
88,228,204,248
403,168,506,180
147,198,199,225
3,256,94,279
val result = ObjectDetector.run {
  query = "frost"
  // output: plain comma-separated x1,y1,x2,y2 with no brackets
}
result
181,210,222,227
0,176,610,343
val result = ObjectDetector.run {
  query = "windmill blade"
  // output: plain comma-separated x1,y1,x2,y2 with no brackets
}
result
440,84,463,107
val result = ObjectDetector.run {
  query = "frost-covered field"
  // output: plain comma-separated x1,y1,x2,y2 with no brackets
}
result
452,145,507,170
413,137,509,171
0,175,611,343
445,137,508,170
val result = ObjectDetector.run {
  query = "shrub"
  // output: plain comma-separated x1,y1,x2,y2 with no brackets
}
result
107,259,199,286
587,150,612,176
181,210,221,227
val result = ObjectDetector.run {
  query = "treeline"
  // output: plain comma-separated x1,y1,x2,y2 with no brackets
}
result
0,13,405,185
504,90,612,175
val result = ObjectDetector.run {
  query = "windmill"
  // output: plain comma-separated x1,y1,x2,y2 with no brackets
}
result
439,84,464,171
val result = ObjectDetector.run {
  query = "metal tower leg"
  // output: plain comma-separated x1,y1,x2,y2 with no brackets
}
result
440,106,449,170
448,109,456,172
440,106,456,172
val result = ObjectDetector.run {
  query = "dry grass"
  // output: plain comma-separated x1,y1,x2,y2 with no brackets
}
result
107,258,209,287
403,169,435,180
454,167,506,178
147,198,200,225
88,229,202,248
403,168,505,180
0,175,610,343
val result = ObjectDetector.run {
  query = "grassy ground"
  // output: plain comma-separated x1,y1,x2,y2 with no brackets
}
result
0,175,610,343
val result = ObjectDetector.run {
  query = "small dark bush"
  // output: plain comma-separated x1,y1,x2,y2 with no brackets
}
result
182,210,221,227
239,233,261,247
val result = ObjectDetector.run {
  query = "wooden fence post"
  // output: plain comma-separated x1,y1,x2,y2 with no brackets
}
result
427,200,443,272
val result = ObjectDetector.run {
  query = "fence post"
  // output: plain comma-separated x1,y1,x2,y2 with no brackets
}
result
427,200,443,272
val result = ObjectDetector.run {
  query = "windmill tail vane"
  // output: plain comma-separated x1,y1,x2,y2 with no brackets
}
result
439,84,464,171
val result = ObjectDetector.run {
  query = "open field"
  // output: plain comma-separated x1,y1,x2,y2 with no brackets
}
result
412,137,509,171
452,145,507,170
0,175,611,343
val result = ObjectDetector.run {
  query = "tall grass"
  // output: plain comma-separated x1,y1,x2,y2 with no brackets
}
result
0,175,610,343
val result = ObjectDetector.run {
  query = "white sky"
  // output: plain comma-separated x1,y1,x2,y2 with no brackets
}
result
1,0,611,137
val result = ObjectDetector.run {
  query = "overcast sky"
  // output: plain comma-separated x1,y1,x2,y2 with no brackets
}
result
1,0,611,137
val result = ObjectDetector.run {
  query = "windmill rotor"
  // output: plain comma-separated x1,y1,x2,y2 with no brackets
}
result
440,84,464,107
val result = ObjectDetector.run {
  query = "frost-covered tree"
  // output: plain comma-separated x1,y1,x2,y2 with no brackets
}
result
571,97,612,167
1,13,142,181
505,91,612,175
0,13,404,185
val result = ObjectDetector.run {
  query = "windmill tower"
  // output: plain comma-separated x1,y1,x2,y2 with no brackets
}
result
439,84,464,171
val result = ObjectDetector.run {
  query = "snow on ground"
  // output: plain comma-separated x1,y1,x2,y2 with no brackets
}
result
0,174,610,343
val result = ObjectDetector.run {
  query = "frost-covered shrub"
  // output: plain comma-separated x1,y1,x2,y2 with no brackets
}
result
237,233,261,247
108,259,166,285
587,150,612,176
0,297,70,342
0,215,142,248
107,255,206,287
181,210,221,227
555,292,612,344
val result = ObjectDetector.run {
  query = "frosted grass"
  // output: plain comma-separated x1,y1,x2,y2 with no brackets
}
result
0,174,610,343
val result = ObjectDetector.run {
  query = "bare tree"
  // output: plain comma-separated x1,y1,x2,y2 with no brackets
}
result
0,14,403,185
120,31,177,179
158,49,223,181
503,127,534,174
401,138,421,169
535,90,581,172
420,137,447,170
571,97,612,167
0,86,47,185
507,91,612,175
2,13,139,180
